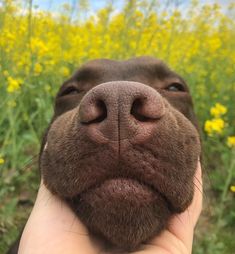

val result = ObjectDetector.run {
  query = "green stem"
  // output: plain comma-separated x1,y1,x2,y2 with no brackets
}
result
216,150,235,229
8,106,17,169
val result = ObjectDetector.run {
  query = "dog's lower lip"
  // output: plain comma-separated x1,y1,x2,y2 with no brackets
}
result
72,177,166,203
85,178,172,212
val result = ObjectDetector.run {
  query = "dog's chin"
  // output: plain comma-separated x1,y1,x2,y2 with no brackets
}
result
68,178,171,250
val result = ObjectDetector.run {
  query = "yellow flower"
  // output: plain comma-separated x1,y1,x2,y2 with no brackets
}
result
0,158,5,165
34,63,43,75
30,38,48,56
7,77,21,93
230,185,235,192
227,136,235,148
208,37,221,52
210,103,227,118
204,118,225,136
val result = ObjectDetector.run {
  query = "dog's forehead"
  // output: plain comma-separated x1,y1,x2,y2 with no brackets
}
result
79,56,169,74
68,56,182,87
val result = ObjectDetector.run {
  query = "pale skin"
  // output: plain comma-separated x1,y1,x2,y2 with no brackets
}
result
19,162,202,254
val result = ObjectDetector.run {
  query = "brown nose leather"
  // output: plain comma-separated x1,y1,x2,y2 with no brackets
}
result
79,81,165,142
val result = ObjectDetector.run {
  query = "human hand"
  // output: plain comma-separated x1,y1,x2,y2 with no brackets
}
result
19,161,202,254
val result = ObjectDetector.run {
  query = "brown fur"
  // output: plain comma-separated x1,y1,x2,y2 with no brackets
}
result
40,56,200,251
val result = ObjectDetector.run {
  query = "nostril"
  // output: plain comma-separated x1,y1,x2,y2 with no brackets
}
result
131,95,165,122
80,100,107,124
89,100,107,124
131,98,152,122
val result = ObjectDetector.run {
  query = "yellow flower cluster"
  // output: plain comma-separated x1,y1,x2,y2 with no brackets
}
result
7,77,22,93
204,103,227,136
205,104,235,149
227,136,235,148
205,118,225,135
210,103,227,118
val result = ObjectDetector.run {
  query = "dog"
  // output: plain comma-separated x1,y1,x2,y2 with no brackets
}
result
8,56,201,253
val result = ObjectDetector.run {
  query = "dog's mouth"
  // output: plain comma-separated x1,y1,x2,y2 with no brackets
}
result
71,177,169,208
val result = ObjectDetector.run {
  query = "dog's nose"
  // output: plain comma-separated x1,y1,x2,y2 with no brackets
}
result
79,81,165,142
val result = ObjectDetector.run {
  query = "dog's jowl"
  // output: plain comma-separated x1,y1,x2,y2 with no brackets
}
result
39,56,201,251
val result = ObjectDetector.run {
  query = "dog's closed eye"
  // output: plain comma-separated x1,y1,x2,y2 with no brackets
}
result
165,82,186,92
60,86,81,96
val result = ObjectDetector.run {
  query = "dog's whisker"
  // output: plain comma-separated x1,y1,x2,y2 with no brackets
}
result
172,213,187,229
194,176,203,187
193,182,204,196
19,154,38,172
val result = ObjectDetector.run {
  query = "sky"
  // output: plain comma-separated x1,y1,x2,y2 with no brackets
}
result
32,0,232,12
33,0,121,11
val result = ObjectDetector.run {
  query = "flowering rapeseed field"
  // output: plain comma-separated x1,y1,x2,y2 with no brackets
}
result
0,0,235,253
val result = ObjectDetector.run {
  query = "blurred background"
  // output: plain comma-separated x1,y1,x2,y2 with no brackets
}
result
0,0,234,253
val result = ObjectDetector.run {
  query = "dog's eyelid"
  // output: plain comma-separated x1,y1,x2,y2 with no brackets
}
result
60,86,82,96
165,82,186,92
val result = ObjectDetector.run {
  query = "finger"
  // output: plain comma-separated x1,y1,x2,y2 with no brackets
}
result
188,160,203,226
167,161,203,253
148,161,203,254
